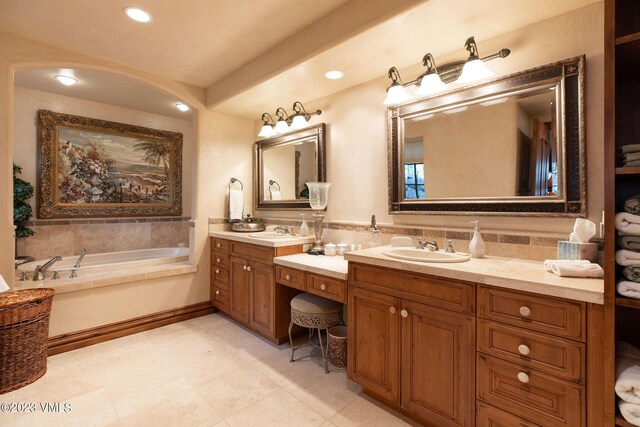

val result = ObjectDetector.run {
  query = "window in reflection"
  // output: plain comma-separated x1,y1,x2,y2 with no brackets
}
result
404,163,425,199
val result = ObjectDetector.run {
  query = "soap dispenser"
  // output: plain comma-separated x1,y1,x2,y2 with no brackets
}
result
469,221,486,258
366,214,381,248
299,214,309,236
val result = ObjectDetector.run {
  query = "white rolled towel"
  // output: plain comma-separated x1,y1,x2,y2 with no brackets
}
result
543,259,590,272
618,281,640,300
270,191,281,200
619,400,640,426
618,356,640,405
617,249,640,266
229,188,244,221
549,262,603,278
619,342,640,360
616,212,640,234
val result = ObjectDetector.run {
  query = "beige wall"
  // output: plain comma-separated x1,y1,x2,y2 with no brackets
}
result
257,3,604,238
0,31,255,320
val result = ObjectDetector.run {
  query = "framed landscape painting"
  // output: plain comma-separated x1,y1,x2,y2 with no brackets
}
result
37,109,183,218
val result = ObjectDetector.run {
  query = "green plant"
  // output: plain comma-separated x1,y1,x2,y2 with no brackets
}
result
13,163,35,238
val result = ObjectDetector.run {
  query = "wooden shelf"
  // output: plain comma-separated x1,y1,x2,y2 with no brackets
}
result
616,414,635,427
616,167,640,175
616,32,640,45
616,296,640,309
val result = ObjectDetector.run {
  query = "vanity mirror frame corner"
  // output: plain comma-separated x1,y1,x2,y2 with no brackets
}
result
387,55,586,217
254,123,326,210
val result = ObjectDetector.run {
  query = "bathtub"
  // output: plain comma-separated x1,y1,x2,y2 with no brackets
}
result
17,247,190,277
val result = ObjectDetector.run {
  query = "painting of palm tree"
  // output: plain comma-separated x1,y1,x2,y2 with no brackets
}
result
37,109,183,218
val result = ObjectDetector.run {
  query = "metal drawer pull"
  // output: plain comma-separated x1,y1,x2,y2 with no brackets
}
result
215,269,220,274
401,309,408,318
519,306,531,317
285,274,291,280
518,344,530,356
517,372,530,383
389,306,396,314
243,265,247,270
247,266,251,271
320,284,326,290
216,258,221,263
215,290,220,295
216,243,221,248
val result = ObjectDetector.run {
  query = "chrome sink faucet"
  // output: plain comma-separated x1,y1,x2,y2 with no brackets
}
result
74,248,87,268
444,240,456,253
33,256,62,281
416,238,439,251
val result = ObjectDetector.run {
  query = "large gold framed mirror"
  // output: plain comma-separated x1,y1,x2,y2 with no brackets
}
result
388,56,586,216
254,123,325,210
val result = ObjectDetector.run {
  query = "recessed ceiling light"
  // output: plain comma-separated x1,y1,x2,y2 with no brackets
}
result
124,7,153,23
54,75,78,86
324,70,344,80
175,102,190,112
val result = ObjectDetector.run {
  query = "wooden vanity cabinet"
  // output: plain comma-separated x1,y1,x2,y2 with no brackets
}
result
348,263,475,427
210,237,302,343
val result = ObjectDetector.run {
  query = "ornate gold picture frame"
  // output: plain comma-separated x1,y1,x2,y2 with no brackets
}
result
37,109,183,218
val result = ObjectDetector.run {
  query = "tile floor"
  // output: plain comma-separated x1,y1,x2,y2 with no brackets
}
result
0,314,419,426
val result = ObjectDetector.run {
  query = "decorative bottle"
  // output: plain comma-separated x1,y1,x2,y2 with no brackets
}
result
469,221,485,258
300,214,309,236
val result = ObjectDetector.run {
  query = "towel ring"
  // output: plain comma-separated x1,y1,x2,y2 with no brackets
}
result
229,177,243,190
268,180,281,191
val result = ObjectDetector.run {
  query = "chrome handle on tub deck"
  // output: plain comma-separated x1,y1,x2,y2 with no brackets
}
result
74,248,87,268
69,269,78,279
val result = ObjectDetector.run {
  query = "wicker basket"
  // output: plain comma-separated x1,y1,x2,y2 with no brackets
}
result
0,288,55,394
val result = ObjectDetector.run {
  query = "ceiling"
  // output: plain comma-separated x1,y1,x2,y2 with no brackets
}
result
1,0,600,120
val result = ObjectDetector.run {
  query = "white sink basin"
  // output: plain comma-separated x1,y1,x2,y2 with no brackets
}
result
248,231,293,239
382,247,470,263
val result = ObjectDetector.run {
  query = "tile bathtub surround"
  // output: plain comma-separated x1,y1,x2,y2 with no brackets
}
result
208,217,586,262
17,217,190,261
0,314,419,427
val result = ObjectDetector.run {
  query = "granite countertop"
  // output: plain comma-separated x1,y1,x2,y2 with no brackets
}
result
273,253,349,280
209,230,315,247
344,246,604,304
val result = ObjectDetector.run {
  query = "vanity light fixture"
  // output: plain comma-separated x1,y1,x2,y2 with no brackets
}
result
54,75,78,86
124,7,153,23
257,102,322,137
174,102,190,112
383,36,510,105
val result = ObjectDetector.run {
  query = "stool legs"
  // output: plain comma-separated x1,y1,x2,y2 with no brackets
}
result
288,323,330,373
288,320,294,362
318,328,329,374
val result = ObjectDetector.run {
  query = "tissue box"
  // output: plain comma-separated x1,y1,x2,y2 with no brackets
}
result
557,241,598,262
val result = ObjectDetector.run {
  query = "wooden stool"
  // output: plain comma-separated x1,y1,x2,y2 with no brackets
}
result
288,293,342,373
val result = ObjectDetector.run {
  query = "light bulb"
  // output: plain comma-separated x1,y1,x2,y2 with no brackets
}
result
290,115,308,130
55,75,78,86
383,83,411,105
124,7,153,23
274,119,290,134
416,73,446,96
258,124,276,137
457,58,493,84
175,102,190,112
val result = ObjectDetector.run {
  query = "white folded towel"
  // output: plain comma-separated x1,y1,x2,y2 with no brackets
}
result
229,189,244,221
0,274,9,293
616,212,640,234
543,259,591,272
617,249,640,266
549,262,603,278
620,342,640,360
270,191,281,201
617,357,640,404
622,144,640,154
618,281,640,299
625,152,640,162
619,400,640,426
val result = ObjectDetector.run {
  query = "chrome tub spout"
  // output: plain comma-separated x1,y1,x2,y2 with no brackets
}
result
74,248,87,268
33,256,62,281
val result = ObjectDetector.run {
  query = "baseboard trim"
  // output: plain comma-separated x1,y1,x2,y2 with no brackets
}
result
47,302,215,355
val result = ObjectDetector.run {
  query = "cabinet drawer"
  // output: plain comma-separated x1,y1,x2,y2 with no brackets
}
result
477,402,543,427
231,241,274,265
212,266,229,291
477,354,583,427
477,319,585,383
275,266,306,290
307,274,346,303
212,253,230,269
477,286,585,341
211,238,229,254
212,286,229,312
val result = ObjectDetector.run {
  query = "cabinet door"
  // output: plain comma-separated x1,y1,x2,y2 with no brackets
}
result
348,287,400,403
249,261,274,336
230,256,250,324
401,300,475,427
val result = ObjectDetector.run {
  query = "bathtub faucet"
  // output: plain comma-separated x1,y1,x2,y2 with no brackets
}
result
33,256,62,281
74,248,87,268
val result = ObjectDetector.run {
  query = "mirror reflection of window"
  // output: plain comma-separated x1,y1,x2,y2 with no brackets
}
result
404,163,425,198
